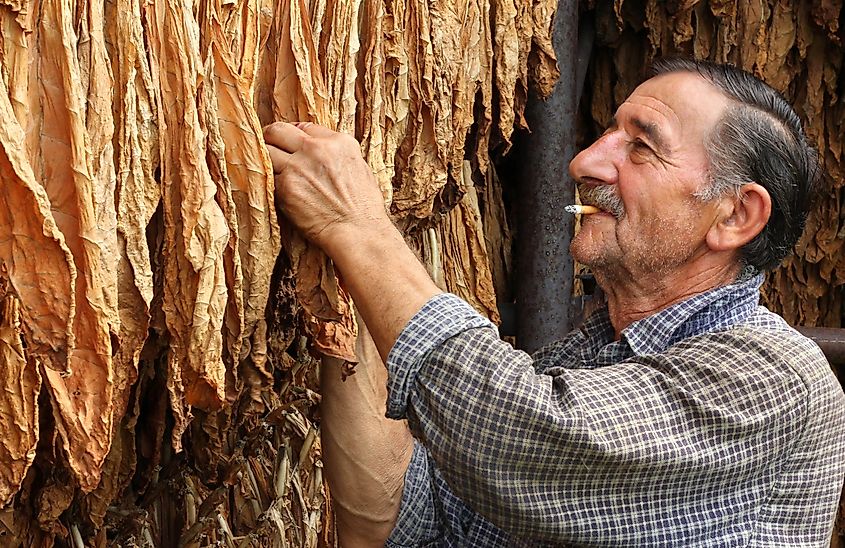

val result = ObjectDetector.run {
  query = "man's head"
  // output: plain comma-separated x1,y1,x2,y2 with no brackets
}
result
569,58,819,283
651,58,820,273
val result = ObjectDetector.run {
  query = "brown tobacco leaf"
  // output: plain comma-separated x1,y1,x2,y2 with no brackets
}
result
737,0,771,73
692,2,716,59
761,0,797,92
530,0,561,99
272,0,331,123
0,2,34,129
107,0,160,422
145,0,230,448
437,162,500,322
0,45,75,375
0,294,40,506
206,2,282,382
480,164,513,303
36,0,117,492
0,0,28,30
811,0,842,40
270,0,358,362
388,0,450,220
83,0,161,521
293,239,358,361
444,0,493,179
203,68,247,399
319,0,361,135
513,0,537,128
493,0,522,152
356,0,393,202
380,0,412,204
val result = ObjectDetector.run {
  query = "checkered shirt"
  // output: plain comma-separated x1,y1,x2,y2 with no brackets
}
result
384,275,845,547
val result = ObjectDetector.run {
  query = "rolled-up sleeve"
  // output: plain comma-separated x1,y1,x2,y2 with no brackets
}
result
386,440,515,547
386,293,495,420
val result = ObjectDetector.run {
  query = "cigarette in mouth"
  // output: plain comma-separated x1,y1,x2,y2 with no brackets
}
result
564,204,600,215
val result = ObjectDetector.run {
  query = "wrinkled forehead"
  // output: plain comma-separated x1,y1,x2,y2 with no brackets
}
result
619,72,731,147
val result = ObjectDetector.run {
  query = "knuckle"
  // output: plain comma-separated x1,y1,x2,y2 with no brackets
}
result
338,132,359,148
262,121,284,139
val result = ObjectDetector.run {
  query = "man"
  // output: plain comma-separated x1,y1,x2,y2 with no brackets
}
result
265,58,845,546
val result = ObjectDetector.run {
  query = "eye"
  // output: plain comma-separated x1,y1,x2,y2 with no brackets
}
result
629,138,655,163
632,138,651,151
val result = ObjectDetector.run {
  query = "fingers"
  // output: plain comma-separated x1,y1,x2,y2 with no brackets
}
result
294,121,337,138
266,143,289,175
263,122,309,153
264,121,349,175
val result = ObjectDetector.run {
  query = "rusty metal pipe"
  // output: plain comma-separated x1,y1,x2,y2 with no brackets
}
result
515,1,580,353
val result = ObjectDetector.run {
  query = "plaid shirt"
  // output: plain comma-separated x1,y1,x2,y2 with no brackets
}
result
384,275,845,547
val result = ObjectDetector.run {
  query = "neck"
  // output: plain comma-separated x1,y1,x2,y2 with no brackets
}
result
595,260,741,339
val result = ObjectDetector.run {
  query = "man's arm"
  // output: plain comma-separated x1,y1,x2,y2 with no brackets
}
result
263,122,442,542
320,319,414,546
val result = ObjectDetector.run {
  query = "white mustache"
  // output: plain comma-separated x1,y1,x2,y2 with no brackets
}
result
576,184,625,218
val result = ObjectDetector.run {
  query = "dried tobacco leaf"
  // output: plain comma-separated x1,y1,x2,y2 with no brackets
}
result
145,0,230,448
493,0,521,152
530,0,561,98
37,0,117,493
108,0,160,421
205,0,282,379
480,164,513,303
319,0,361,135
437,162,500,322
356,0,392,201
0,294,40,506
0,37,75,375
82,0,160,521
389,0,451,219
446,0,493,177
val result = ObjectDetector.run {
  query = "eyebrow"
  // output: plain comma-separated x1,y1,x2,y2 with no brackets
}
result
608,115,670,155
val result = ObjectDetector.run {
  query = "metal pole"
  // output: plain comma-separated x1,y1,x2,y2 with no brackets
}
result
516,0,579,353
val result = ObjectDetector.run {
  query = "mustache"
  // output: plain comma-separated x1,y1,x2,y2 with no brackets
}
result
576,184,625,218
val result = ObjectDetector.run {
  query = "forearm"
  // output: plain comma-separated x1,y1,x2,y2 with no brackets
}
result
263,122,443,542
320,318,414,546
323,220,442,362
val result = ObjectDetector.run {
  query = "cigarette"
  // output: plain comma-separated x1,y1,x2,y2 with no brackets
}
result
564,204,600,215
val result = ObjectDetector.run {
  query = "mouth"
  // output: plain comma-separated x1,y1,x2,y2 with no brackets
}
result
576,185,624,219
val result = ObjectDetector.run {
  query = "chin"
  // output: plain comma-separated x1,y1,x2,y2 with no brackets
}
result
570,238,606,269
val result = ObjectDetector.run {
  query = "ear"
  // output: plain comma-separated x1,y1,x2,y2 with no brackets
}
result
706,183,772,252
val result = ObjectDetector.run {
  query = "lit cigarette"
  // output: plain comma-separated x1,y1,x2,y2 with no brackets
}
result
564,204,600,215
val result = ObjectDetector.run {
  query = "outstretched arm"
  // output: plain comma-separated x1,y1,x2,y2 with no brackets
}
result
264,121,437,543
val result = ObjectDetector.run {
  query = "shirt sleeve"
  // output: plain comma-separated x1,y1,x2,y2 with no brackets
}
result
384,442,442,547
386,440,517,547
386,293,496,420
385,294,811,545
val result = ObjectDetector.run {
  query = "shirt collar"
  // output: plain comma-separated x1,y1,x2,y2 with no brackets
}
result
620,274,763,357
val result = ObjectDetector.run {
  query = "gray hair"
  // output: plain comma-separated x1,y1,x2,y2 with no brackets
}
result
651,58,821,273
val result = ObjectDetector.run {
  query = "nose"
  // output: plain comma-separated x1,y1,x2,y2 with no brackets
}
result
568,130,624,186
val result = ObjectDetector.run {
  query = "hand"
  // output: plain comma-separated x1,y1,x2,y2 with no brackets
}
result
264,122,390,251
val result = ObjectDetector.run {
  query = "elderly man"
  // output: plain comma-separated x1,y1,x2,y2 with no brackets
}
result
265,58,845,546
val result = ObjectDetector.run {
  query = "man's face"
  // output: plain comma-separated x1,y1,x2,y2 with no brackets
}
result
568,72,731,280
